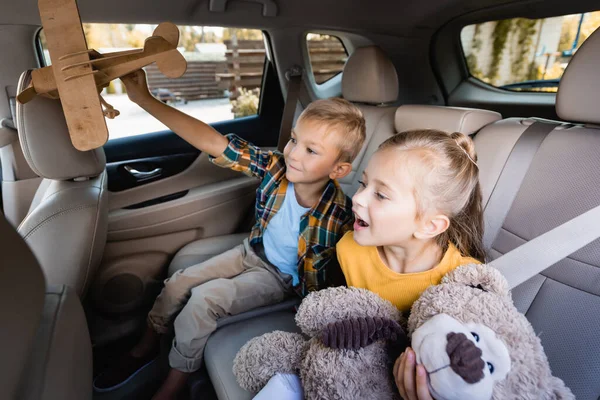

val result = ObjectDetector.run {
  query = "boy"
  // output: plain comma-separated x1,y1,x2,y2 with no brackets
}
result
94,70,366,399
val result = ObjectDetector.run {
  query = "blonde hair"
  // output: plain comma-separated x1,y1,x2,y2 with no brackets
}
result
297,98,366,162
378,129,485,261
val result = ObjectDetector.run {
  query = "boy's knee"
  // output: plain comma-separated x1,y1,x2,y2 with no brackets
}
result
184,279,233,314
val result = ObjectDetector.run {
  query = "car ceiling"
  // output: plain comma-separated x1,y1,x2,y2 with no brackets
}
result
1,0,597,38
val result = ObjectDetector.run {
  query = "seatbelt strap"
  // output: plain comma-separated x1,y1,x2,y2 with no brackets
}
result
277,66,303,152
483,121,559,250
489,201,600,289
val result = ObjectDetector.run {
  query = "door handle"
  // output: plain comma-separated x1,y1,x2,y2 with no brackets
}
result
124,165,163,180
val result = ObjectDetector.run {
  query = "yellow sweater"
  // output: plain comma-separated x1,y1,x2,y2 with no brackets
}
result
337,232,480,312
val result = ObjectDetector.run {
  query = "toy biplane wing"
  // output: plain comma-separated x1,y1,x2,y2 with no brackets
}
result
39,0,107,151
17,0,187,151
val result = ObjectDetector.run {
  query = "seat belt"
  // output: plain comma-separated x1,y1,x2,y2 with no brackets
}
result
489,201,600,289
277,66,303,152
483,121,560,250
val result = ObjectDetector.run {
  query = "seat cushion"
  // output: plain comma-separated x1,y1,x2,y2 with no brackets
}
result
204,310,300,400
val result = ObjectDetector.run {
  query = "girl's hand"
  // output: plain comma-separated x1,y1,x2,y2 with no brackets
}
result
394,348,434,400
120,69,153,105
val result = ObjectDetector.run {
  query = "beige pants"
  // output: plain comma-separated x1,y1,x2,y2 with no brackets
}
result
147,239,294,372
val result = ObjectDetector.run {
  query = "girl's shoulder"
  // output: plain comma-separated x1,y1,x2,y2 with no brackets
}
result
336,230,356,250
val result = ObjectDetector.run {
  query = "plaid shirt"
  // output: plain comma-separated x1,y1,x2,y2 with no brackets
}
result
210,134,354,296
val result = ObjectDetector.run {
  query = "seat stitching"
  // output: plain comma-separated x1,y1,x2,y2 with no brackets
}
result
22,204,97,240
82,172,106,294
19,197,99,234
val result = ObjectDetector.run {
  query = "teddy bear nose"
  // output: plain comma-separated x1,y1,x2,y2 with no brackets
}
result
446,332,485,384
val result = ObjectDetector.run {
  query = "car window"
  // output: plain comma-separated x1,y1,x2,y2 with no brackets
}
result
460,12,600,92
38,25,266,139
306,33,348,85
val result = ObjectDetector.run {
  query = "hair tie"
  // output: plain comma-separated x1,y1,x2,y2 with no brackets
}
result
455,140,478,167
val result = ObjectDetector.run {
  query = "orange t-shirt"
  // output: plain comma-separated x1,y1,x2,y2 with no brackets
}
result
337,232,480,312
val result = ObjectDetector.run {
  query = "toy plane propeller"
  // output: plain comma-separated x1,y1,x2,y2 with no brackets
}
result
17,0,187,151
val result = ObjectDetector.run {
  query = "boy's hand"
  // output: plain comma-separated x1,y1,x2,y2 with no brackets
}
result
394,348,433,400
121,70,153,105
119,69,228,157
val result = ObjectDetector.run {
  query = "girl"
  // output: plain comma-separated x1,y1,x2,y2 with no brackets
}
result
254,129,485,400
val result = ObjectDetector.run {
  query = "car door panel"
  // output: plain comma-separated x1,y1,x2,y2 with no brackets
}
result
108,175,257,241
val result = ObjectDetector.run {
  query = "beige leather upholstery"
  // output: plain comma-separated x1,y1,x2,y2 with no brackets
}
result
0,125,42,227
341,45,399,104
20,285,93,400
15,70,108,298
341,105,501,196
17,70,106,180
18,175,108,296
0,214,93,400
338,46,400,194
0,213,45,400
556,26,600,125
395,105,502,135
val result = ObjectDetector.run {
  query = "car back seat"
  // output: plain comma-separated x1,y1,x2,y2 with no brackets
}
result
203,103,500,400
473,27,600,400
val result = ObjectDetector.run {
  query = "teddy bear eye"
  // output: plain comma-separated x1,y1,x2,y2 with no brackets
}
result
471,332,480,342
487,362,494,374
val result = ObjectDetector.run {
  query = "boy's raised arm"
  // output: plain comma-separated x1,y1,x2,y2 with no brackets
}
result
120,70,229,158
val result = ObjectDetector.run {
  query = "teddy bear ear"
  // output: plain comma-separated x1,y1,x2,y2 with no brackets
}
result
442,264,511,298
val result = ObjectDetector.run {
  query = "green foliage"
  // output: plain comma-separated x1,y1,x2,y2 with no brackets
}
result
106,81,116,94
487,19,512,84
465,54,484,80
231,88,260,118
527,60,542,81
471,24,482,50
511,19,539,82
465,24,485,80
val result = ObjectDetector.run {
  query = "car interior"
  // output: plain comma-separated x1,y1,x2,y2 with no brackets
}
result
1,0,599,399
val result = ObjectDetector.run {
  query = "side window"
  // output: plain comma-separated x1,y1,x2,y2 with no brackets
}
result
460,12,600,92
38,25,266,139
306,33,348,85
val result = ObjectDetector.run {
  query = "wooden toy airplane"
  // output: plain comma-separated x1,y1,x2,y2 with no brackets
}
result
16,0,187,151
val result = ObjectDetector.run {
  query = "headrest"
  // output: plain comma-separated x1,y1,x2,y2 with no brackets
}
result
16,70,106,180
0,214,45,398
556,27,600,124
342,46,399,104
395,105,501,134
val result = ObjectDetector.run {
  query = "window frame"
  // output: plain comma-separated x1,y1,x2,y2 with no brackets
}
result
458,14,597,94
305,32,349,87
35,24,271,140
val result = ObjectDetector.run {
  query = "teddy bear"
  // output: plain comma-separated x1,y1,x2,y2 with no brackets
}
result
408,263,574,400
233,286,408,399
233,264,574,400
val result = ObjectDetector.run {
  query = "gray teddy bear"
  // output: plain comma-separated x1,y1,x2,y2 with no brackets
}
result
234,264,574,400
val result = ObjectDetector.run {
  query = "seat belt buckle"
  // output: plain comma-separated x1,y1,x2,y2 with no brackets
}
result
285,65,303,80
